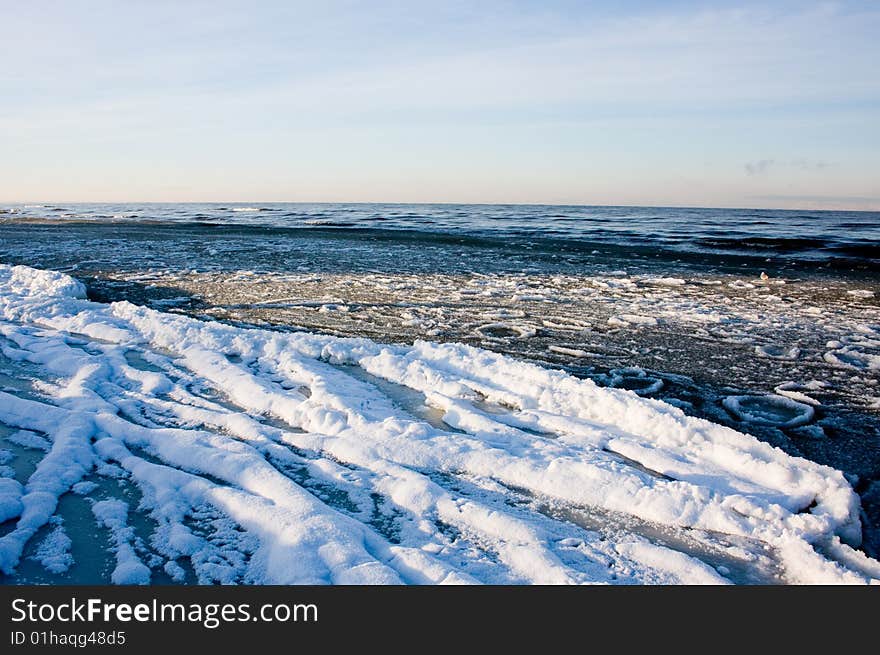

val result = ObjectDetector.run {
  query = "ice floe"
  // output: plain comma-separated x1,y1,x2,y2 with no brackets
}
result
608,314,658,327
645,277,686,287
548,345,589,358
824,347,880,371
723,395,815,428
755,345,801,360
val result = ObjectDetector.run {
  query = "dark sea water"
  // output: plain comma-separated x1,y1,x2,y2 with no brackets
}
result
2,202,878,273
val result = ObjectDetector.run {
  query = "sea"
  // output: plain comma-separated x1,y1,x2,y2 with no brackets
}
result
1,202,878,276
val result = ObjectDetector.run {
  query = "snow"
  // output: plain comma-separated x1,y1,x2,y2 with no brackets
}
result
31,518,73,574
6,430,51,451
0,265,87,301
163,559,186,582
614,540,730,584
0,477,23,523
71,481,98,495
0,264,877,584
92,499,151,585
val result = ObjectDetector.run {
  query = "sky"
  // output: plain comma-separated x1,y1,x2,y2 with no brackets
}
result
1,0,879,209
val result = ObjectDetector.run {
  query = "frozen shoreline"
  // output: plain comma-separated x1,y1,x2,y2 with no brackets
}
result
1,264,878,584
79,264,880,560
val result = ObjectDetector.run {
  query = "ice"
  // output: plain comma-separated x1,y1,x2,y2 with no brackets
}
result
773,382,822,407
0,264,876,584
723,395,815,428
597,367,664,396
755,345,801,360
847,290,875,299
824,347,880,371
793,425,826,440
548,346,589,358
475,323,538,339
608,314,658,327
645,277,686,287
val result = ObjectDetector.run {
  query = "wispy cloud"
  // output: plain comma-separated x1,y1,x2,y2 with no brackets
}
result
745,158,830,175
745,159,776,175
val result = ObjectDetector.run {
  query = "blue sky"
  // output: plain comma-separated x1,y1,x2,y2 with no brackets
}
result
2,1,878,209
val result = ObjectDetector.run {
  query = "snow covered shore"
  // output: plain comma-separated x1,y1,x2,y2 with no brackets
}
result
0,264,877,584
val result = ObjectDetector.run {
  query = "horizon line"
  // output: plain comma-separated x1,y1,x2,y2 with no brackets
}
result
3,200,879,214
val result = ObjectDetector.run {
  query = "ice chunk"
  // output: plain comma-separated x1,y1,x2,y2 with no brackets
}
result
722,394,815,428
645,277,686,287
548,345,589,358
755,345,801,360
824,347,880,371
608,314,658,327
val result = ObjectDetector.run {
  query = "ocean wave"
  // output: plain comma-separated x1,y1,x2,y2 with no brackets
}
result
1,203,877,266
695,236,831,252
302,219,359,227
